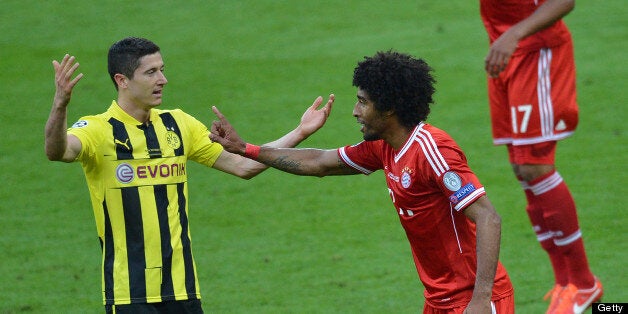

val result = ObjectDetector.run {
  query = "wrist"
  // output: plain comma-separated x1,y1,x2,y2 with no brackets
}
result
291,126,308,142
243,143,261,160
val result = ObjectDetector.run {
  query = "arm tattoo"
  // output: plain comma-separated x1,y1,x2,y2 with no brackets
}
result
269,155,303,173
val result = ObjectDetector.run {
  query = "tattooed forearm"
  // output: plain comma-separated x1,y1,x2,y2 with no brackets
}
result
269,155,304,174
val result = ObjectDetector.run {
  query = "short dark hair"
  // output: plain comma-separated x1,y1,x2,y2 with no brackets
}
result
352,50,436,127
107,37,161,89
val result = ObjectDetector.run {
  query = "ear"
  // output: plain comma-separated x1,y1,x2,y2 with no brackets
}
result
114,73,128,89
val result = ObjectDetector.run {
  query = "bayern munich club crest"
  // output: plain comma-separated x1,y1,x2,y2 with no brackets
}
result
116,163,134,183
401,166,413,188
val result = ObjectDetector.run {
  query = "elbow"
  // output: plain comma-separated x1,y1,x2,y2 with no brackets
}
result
237,167,263,180
45,146,74,162
488,210,502,226
487,211,502,233
45,147,63,161
564,0,575,12
240,173,256,180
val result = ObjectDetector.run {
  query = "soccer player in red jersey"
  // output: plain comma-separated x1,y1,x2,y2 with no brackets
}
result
480,0,602,313
210,51,515,313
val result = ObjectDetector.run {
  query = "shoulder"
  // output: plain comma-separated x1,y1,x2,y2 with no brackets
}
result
69,112,109,131
157,108,202,123
415,124,467,164
154,107,183,118
421,124,460,145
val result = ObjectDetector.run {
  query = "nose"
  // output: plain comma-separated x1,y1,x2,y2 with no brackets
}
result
352,101,360,117
158,71,168,85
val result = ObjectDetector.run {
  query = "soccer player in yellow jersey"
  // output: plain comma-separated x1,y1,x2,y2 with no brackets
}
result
45,37,333,313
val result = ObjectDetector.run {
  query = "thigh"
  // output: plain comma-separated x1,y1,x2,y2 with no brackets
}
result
508,141,556,165
487,76,513,145
507,43,578,145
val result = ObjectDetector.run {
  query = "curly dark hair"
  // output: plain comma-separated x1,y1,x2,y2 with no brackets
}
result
352,50,436,127
107,37,161,90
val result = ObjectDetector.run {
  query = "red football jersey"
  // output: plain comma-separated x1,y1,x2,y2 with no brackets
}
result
338,123,512,308
480,0,572,54
481,0,578,145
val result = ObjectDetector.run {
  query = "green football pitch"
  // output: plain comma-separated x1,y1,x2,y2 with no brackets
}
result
1,1,625,313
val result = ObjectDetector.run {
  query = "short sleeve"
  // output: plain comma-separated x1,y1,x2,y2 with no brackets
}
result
337,140,384,174
433,145,485,211
67,116,105,163
175,110,224,167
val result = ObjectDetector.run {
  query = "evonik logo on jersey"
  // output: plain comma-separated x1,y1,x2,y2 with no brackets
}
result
115,162,186,184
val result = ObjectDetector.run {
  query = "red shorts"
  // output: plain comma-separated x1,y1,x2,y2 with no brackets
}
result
507,141,556,165
487,38,578,146
422,293,515,314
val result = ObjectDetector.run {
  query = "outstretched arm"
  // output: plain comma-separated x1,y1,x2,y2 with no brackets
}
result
462,196,503,314
210,94,354,178
210,101,358,178
45,54,84,162
485,0,575,77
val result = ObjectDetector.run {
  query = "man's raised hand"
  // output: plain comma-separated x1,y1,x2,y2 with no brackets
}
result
209,106,247,155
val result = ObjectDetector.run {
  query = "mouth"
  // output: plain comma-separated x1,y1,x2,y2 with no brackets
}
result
357,120,365,132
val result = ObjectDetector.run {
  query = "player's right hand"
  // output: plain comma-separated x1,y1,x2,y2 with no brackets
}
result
209,106,247,155
52,54,83,107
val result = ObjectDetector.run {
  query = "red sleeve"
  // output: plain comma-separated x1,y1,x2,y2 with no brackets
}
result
337,140,384,174
433,144,486,211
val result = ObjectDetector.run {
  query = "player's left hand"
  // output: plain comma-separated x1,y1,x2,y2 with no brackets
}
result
296,94,334,138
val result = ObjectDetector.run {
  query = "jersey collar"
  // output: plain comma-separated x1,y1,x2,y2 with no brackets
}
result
394,123,425,162
107,100,160,125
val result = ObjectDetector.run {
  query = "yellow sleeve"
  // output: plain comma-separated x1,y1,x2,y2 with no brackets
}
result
67,115,106,164
172,109,224,167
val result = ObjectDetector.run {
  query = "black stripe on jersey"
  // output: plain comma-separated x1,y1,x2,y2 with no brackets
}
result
103,201,116,304
154,184,175,300
138,122,162,158
159,112,185,156
109,118,134,160
177,183,197,297
121,187,147,303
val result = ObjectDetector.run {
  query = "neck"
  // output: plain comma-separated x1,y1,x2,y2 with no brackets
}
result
384,125,414,150
117,99,151,124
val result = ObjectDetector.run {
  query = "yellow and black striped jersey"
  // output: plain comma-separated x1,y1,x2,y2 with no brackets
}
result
68,101,223,305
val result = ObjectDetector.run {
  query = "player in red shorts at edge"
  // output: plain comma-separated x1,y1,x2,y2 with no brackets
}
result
480,0,602,313
210,51,515,313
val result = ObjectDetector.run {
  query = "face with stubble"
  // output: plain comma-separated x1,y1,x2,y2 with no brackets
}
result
352,88,390,141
